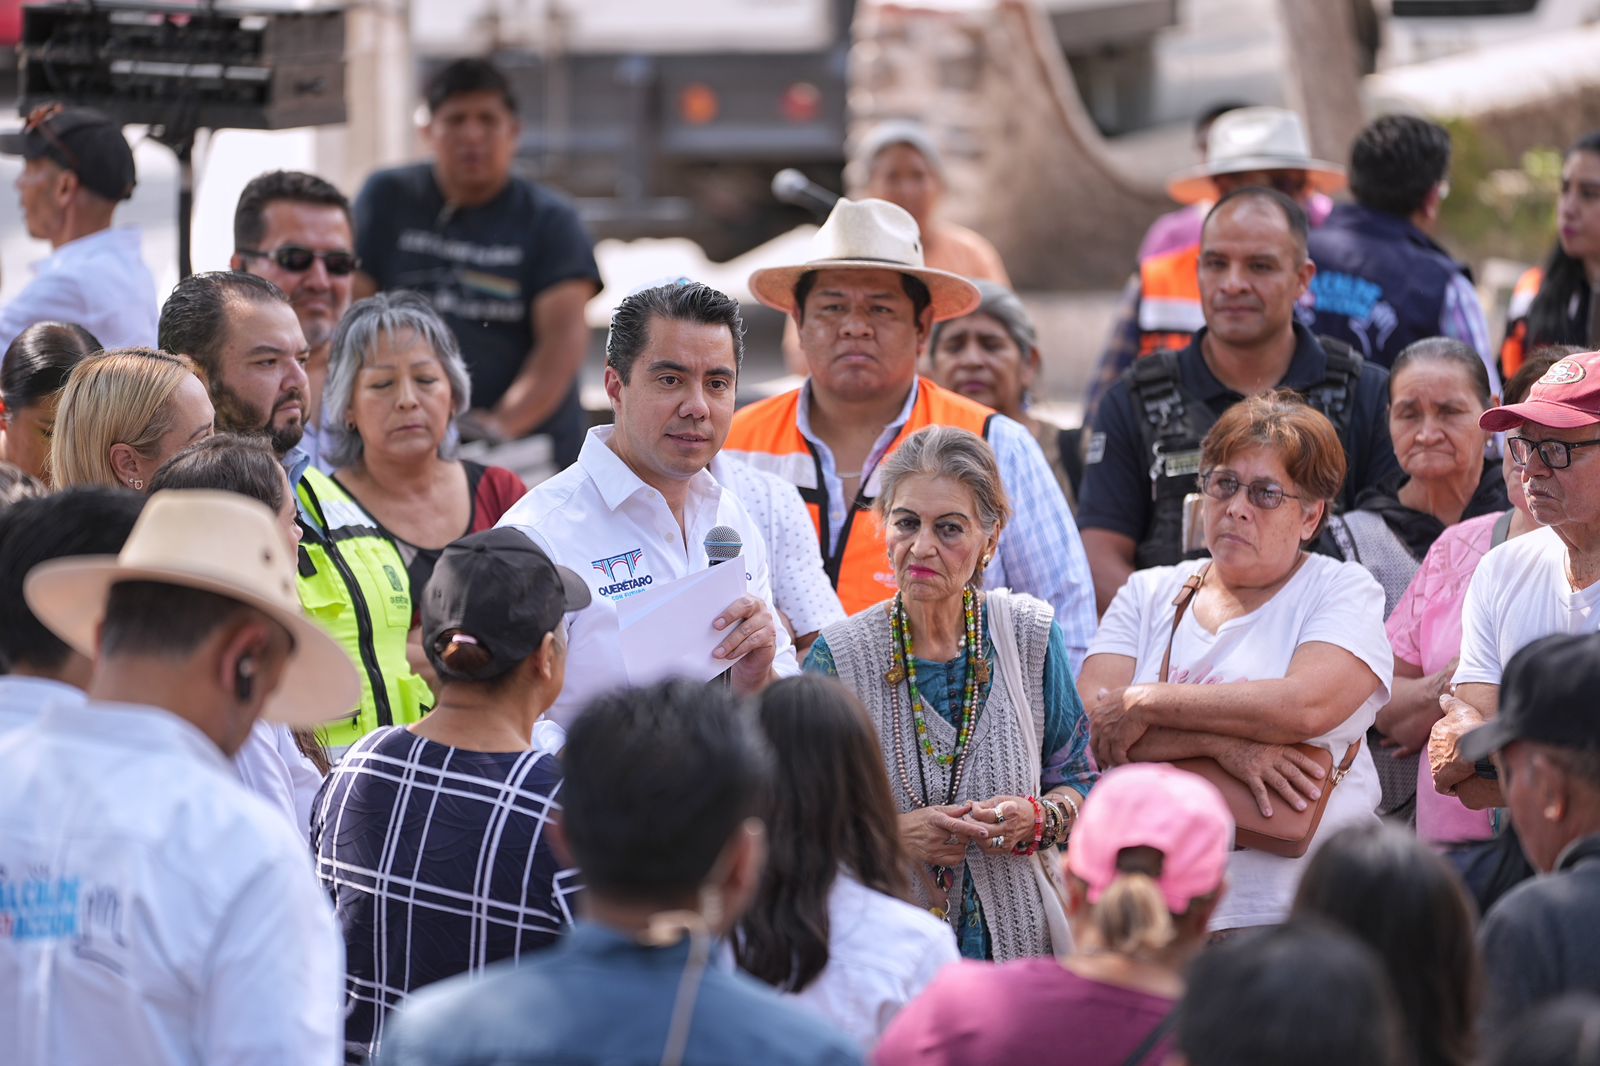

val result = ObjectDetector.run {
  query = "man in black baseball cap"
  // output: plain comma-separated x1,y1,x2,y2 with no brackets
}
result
0,103,157,350
1466,632,1600,1029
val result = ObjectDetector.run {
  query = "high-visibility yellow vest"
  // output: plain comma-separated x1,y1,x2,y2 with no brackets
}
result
295,468,432,747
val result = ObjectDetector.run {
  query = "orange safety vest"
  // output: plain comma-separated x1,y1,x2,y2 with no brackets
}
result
725,377,995,616
1137,243,1205,357
1499,266,1544,379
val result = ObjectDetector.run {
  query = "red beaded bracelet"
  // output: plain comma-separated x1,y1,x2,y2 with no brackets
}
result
1012,795,1045,856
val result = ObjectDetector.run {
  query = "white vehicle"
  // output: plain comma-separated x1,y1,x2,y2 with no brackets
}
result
1385,0,1600,67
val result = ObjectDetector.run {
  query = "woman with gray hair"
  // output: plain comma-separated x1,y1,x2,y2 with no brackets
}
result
320,291,527,687
927,280,1074,506
804,424,1095,962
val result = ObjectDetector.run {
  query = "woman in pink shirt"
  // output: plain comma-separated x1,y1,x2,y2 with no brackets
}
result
873,764,1233,1066
1382,349,1569,845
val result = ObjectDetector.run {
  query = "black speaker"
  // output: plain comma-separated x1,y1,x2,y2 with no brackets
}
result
18,1,347,133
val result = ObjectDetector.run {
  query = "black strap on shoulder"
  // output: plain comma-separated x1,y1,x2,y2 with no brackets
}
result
1307,335,1363,433
1491,509,1515,549
1128,350,1202,458
1120,1009,1179,1066
1129,350,1188,440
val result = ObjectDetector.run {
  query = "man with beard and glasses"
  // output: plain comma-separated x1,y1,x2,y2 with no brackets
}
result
231,170,358,471
159,272,429,751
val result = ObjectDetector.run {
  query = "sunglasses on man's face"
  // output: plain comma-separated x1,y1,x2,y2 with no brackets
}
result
238,245,359,276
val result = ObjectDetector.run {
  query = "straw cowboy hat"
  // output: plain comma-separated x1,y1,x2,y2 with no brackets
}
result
748,197,981,321
1166,107,1346,205
24,490,360,727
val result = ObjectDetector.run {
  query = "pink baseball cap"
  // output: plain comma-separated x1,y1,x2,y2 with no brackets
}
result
1481,350,1600,432
1066,764,1234,913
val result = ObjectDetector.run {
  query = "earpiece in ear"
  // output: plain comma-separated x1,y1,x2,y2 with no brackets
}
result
234,655,257,703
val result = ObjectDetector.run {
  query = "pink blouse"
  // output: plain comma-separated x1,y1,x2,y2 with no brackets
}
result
1386,511,1503,845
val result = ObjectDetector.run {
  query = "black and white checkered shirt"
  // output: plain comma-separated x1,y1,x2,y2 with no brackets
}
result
311,726,578,1063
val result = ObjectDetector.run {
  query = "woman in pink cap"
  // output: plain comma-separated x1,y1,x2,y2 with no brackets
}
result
873,764,1232,1066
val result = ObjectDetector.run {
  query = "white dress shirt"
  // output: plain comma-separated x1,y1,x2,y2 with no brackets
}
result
0,228,159,352
0,701,343,1066
234,720,327,840
497,426,798,728
718,455,845,640
0,674,84,738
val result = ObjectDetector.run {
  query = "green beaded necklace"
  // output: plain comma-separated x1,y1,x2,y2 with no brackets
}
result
887,587,989,781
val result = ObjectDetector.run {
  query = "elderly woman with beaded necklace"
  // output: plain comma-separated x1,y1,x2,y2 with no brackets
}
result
805,425,1096,961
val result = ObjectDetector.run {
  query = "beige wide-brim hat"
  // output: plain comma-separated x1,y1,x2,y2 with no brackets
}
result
748,197,981,321
1166,106,1346,205
24,490,361,728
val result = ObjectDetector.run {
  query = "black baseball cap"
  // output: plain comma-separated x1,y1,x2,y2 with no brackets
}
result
0,104,137,202
423,528,591,682
1460,632,1600,763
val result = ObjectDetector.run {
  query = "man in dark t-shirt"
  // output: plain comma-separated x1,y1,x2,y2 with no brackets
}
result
354,59,601,467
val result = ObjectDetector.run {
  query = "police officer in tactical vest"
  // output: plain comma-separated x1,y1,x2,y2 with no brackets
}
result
1077,187,1402,613
1306,114,1498,387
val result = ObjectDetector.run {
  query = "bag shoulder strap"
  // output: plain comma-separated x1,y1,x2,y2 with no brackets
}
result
1491,508,1515,549
1120,1009,1180,1066
1159,565,1209,684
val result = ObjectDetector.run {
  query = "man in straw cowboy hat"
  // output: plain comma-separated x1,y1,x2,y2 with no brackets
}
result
1084,106,1346,425
724,197,1096,667
0,490,359,1065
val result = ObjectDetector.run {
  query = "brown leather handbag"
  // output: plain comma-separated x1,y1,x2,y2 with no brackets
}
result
1157,565,1361,860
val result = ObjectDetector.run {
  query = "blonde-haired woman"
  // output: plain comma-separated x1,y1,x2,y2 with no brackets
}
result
875,763,1233,1065
50,348,215,490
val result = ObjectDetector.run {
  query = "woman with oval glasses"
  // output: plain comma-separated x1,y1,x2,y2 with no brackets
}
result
1080,390,1393,935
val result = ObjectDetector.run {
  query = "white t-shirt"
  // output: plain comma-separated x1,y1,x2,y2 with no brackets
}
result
1455,525,1600,688
497,426,799,727
730,873,956,1049
1088,553,1394,930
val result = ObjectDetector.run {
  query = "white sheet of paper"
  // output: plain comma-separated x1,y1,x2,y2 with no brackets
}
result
615,560,748,687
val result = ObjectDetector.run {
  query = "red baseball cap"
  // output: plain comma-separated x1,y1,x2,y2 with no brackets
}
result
1481,350,1600,432
1065,763,1234,913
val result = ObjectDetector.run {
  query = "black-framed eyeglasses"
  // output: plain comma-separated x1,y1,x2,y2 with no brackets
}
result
1198,470,1302,510
1507,435,1600,470
237,245,360,276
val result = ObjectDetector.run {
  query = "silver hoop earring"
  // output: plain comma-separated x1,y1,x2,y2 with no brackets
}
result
130,478,143,490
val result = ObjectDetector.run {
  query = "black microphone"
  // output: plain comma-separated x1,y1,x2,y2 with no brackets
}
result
771,168,839,221
704,525,742,567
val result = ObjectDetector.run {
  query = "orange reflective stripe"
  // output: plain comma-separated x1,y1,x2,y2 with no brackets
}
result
1501,267,1544,378
1137,245,1203,355
726,378,995,615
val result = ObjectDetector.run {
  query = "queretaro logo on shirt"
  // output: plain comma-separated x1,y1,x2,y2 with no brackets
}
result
592,548,654,599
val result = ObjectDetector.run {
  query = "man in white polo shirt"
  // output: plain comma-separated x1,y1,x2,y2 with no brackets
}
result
0,490,359,1065
497,281,796,732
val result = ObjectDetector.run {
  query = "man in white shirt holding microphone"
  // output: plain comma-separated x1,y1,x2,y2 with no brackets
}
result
497,281,798,740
